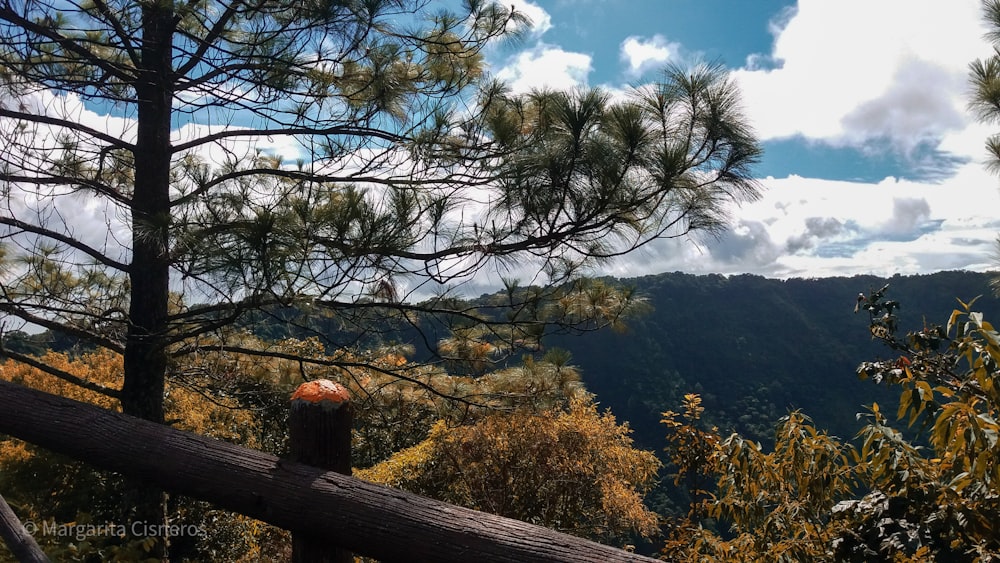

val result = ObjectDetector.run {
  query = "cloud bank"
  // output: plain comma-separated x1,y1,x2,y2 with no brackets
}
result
508,1,999,279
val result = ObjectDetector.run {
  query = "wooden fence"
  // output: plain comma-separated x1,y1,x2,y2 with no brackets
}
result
0,379,659,562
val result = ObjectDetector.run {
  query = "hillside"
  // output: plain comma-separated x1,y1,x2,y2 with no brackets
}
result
7,270,993,453
546,270,1000,450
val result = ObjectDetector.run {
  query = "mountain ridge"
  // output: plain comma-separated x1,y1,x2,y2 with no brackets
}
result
547,270,1000,450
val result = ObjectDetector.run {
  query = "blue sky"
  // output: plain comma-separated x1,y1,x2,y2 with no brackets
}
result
483,0,1000,280
9,1,998,289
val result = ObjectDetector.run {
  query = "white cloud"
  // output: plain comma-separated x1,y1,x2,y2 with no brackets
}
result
0,90,135,264
509,0,552,37
881,197,932,236
708,220,782,266
786,216,845,254
733,0,990,156
496,45,592,94
588,160,1000,280
839,59,966,153
619,35,680,78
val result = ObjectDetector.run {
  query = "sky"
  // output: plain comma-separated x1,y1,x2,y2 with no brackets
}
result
5,0,999,296
486,0,1000,280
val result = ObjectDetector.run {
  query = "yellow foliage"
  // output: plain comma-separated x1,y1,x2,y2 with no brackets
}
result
0,349,122,410
358,399,660,542
662,397,863,562
0,337,655,558
0,349,261,445
355,432,438,488
0,440,32,466
0,350,276,561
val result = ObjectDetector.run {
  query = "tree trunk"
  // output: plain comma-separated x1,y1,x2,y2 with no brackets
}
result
0,379,658,563
122,0,174,425
119,7,175,559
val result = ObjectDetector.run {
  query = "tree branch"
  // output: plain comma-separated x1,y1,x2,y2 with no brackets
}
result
170,124,403,154
0,173,132,208
170,343,488,407
80,0,141,67
0,346,121,400
0,7,135,83
0,108,135,151
172,0,248,78
0,491,49,563
0,216,130,272
0,302,125,354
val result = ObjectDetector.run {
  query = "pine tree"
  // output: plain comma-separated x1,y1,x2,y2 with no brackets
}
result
0,0,761,554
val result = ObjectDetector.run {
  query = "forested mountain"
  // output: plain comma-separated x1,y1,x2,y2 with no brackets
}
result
10,269,989,450
547,270,1000,450
9,269,992,453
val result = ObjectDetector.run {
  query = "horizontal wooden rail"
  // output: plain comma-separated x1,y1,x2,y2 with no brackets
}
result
0,379,657,563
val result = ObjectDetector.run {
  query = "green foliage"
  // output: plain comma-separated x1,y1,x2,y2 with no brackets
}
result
661,287,1000,561
848,289,1000,560
662,399,862,562
969,0,1000,299
970,0,1000,176
545,271,997,456
661,394,720,509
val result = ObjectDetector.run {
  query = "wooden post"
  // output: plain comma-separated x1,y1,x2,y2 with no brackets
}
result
0,491,49,563
289,380,353,563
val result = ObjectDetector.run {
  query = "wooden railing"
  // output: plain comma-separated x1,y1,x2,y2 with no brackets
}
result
0,379,659,562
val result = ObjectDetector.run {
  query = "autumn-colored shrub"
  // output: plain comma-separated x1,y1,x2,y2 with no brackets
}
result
0,337,665,559
358,398,661,543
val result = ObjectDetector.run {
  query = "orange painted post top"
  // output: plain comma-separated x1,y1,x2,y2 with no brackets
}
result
290,380,350,409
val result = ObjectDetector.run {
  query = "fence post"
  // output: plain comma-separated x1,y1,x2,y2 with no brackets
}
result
0,491,49,563
289,379,353,563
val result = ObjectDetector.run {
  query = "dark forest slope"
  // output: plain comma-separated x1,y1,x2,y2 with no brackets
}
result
547,271,1000,450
